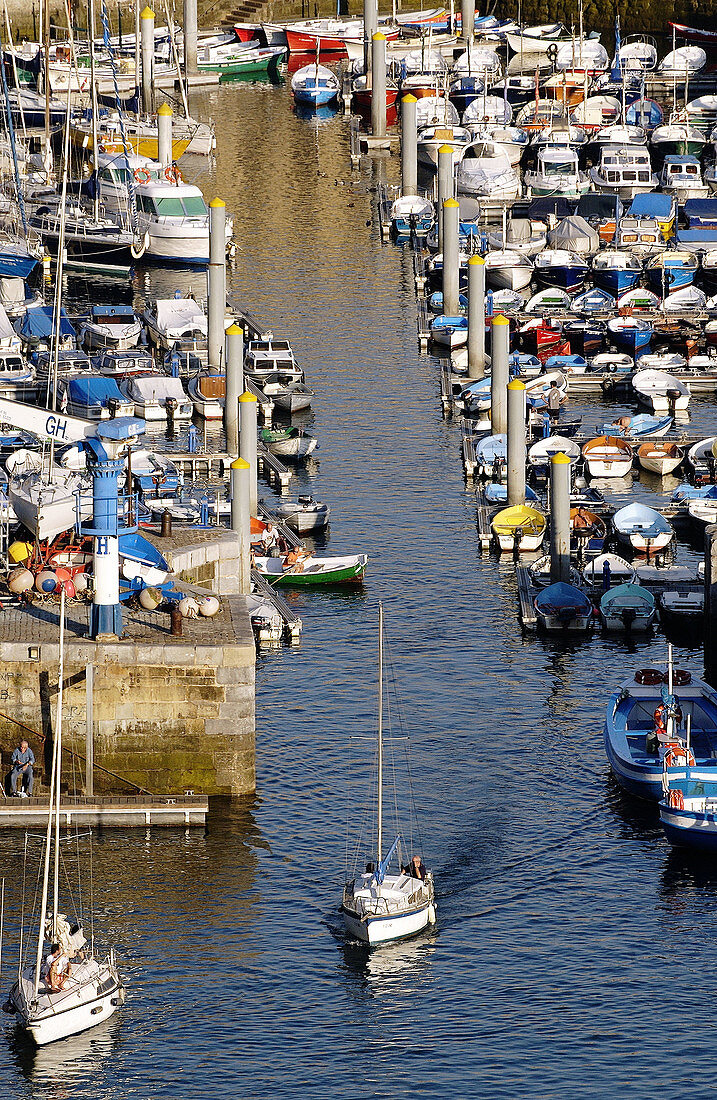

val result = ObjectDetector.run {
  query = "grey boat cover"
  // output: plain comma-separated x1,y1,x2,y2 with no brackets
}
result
547,215,599,255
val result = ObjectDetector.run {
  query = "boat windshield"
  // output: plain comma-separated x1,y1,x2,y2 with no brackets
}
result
142,194,208,217
549,160,575,175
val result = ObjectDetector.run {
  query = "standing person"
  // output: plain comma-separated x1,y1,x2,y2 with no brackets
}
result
547,380,563,423
10,738,34,797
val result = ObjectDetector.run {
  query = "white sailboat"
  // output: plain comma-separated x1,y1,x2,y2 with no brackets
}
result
341,606,436,946
5,581,124,1044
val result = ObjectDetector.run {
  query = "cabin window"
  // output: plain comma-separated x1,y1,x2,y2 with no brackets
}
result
153,196,186,216
181,196,208,216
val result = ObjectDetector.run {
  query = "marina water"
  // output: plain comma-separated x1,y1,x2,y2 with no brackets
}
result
0,80,714,1097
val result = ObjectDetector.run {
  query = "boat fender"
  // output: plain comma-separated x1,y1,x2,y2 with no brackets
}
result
668,788,685,810
133,167,151,184
427,904,436,924
1,999,16,1015
635,668,662,685
131,231,149,260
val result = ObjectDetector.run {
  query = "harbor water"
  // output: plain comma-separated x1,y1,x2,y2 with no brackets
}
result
0,80,715,1097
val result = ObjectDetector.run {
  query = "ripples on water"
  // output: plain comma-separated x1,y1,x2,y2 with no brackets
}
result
0,80,714,1098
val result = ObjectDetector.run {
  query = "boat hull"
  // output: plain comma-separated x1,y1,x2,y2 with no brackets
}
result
9,958,124,1046
342,900,435,944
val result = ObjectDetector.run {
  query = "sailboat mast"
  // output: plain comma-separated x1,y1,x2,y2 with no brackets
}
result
52,586,66,935
43,0,50,175
377,604,383,864
88,0,99,222
134,0,140,120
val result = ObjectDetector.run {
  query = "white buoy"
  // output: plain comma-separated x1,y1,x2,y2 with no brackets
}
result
199,595,220,617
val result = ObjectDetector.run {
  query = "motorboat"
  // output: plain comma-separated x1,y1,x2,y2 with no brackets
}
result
570,94,621,132
483,249,533,290
143,298,207,349
475,433,506,479
588,145,657,200
637,441,684,475
534,581,593,632
390,195,434,237
604,658,717,799
134,179,233,265
274,496,330,533
56,376,135,420
687,436,717,483
455,142,520,201
245,339,302,383
79,305,142,352
524,147,590,200
616,217,668,256
461,95,513,129
477,125,528,165
632,368,690,413
291,63,340,106
490,503,546,552
606,413,672,439
261,375,314,414
261,425,318,459
600,583,656,632
94,348,155,377
416,125,472,168
651,123,706,159
118,373,193,421
563,320,606,358
546,215,599,257
645,250,698,292
187,372,225,420
581,435,634,478
659,588,705,633
659,154,709,203
612,502,674,553
415,97,460,128
591,250,642,295
486,216,545,255
9,468,92,542
532,249,588,293
607,316,652,355
591,123,647,147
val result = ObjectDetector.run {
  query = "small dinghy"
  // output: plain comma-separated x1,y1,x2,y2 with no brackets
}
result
483,250,534,291
605,413,673,439
390,195,434,237
274,496,330,533
687,435,717,484
247,592,284,644
604,654,717,799
600,582,656,632
291,63,340,106
524,287,572,313
534,581,593,632
254,552,367,585
570,507,607,556
659,588,705,632
582,552,636,588
662,285,707,313
612,502,674,553
616,287,661,312
632,368,690,413
637,441,684,475
260,426,317,459
687,497,717,526
491,504,546,552
528,555,582,588
582,435,634,478
484,483,539,503
475,432,507,479
431,314,468,348
571,286,616,313
527,435,580,486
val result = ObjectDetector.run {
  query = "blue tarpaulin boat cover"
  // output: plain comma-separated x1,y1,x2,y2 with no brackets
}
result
118,530,169,572
684,198,717,227
676,229,717,246
18,306,76,341
629,193,674,218
68,376,124,404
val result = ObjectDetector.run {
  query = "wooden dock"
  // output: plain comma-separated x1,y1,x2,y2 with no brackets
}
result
0,794,209,827
517,567,538,632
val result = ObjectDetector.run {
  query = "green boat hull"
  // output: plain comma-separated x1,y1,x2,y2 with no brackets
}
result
257,561,366,586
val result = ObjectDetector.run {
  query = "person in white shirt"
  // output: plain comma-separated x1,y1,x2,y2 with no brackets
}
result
44,943,71,992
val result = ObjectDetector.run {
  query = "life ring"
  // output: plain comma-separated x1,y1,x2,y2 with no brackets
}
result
667,669,692,686
164,165,181,184
134,166,151,184
668,788,685,810
635,668,663,686
664,746,695,768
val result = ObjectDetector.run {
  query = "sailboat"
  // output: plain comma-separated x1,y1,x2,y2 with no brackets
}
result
341,606,436,946
5,578,124,1044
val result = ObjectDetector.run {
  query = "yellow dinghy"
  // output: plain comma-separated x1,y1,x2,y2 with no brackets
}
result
491,504,546,553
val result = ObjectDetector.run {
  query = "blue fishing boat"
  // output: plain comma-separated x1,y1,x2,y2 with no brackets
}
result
563,319,606,357
571,286,616,313
591,250,643,295
533,249,589,294
625,97,664,132
602,413,673,438
291,63,339,106
0,240,40,280
599,583,656,632
431,314,468,348
645,250,699,291
607,315,653,354
534,582,593,632
660,764,717,850
448,75,484,113
605,659,717,799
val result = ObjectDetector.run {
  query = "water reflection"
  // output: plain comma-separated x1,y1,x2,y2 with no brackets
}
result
7,1018,121,1090
339,929,438,999
293,103,341,123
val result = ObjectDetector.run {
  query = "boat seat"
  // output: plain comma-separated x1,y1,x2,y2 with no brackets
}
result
198,376,225,399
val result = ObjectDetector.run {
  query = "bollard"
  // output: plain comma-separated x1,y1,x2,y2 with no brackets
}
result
442,198,460,317
239,391,258,516
549,452,571,584
467,255,485,380
363,0,378,71
705,524,717,688
207,198,226,370
401,94,417,196
461,0,475,43
140,6,154,116
371,33,387,139
507,380,526,507
183,0,198,76
161,509,172,538
437,144,453,252
231,457,251,595
170,605,183,636
157,102,173,168
225,322,243,457
490,314,509,433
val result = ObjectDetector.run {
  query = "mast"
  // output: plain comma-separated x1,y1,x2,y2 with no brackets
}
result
89,0,99,221
43,0,50,177
134,0,140,120
52,585,66,934
377,603,383,864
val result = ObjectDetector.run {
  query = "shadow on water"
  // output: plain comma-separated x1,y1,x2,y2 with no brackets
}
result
601,772,662,841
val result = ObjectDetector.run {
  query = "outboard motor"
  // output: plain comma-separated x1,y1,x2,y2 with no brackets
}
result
108,397,120,419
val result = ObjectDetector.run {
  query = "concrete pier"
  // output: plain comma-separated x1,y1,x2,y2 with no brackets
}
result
401,94,418,196
549,453,571,584
467,255,485,380
490,315,509,434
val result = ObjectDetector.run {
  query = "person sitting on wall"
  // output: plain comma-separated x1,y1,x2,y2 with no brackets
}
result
10,738,34,798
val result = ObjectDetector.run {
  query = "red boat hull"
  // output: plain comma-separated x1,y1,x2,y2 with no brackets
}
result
285,27,400,53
